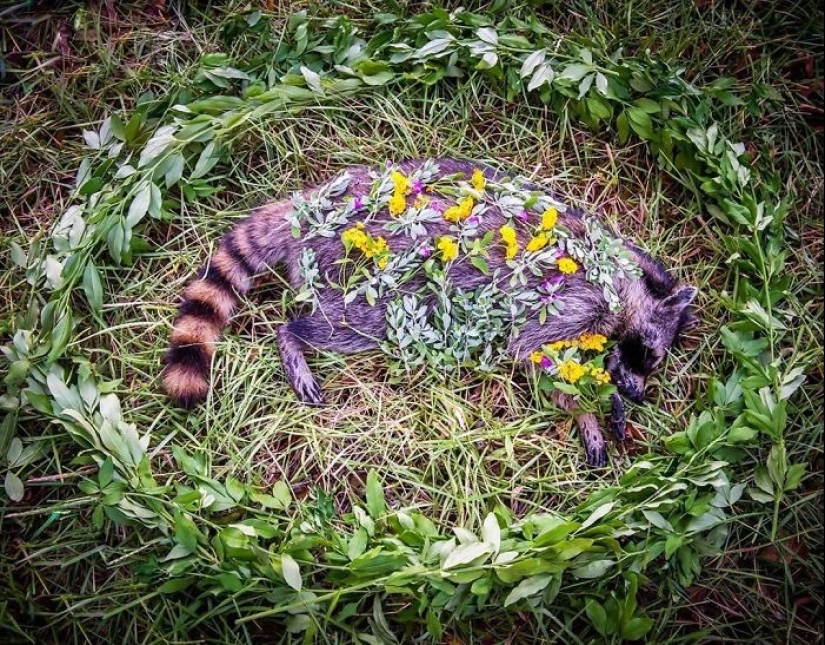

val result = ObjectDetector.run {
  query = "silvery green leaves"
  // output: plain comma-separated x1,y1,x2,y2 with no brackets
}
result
556,217,640,313
287,171,353,238
383,205,443,240
344,246,422,307
467,27,498,70
382,277,511,373
520,49,554,92
295,248,322,312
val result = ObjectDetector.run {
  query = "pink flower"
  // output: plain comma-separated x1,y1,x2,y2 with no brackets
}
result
467,215,480,226
353,196,364,210
412,180,424,195
540,356,553,369
419,245,432,258
516,210,529,222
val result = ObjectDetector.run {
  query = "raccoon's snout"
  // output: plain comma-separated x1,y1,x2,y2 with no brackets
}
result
606,351,646,404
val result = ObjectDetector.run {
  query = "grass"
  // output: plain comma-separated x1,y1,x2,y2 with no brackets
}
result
1,1,823,643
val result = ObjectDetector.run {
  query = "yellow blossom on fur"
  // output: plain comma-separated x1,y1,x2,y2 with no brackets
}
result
530,351,545,364
471,169,486,191
342,226,369,252
558,360,587,383
578,333,608,352
526,233,549,253
557,257,578,274
500,225,518,260
388,192,407,216
541,207,558,230
390,170,411,195
444,196,475,223
342,226,390,265
589,366,611,384
546,339,577,352
437,236,459,262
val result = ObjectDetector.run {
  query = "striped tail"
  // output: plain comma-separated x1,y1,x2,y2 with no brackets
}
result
162,206,287,407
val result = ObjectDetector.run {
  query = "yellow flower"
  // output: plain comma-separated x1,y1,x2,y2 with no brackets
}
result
526,233,549,253
545,341,566,353
578,333,608,352
388,192,407,216
541,207,558,231
376,256,389,270
500,225,519,260
342,226,369,252
558,360,587,383
444,196,475,223
530,351,545,364
390,170,411,195
557,257,578,274
458,196,474,218
471,169,486,191
500,225,516,244
413,194,430,209
369,236,388,257
589,366,611,384
437,236,459,262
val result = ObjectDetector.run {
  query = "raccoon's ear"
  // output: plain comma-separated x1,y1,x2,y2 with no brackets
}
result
660,286,697,311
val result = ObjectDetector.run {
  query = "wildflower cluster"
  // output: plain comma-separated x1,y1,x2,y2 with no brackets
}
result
341,223,391,269
388,169,425,216
531,332,614,410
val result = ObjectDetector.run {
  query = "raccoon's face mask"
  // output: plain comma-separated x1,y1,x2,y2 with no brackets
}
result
608,286,698,403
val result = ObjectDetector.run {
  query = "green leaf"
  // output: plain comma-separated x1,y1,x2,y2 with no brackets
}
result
559,63,591,82
272,480,292,509
503,573,553,606
280,554,302,591
481,512,501,553
520,49,546,78
191,141,222,179
783,463,805,491
4,471,24,502
585,599,609,636
300,65,323,93
126,182,152,227
571,559,614,579
366,469,385,519
470,256,490,274
426,610,443,639
348,527,368,560
82,261,103,316
442,541,492,570
621,617,654,641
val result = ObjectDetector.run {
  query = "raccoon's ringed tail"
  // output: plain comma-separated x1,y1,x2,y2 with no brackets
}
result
162,203,294,408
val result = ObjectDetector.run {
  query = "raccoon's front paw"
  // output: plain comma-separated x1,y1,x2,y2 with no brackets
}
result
585,444,608,468
609,392,626,441
297,378,326,406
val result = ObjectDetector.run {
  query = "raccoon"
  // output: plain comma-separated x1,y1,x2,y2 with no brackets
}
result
162,158,696,466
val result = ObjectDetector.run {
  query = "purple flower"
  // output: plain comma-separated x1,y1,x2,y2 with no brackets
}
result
550,273,564,284
385,159,393,168
467,215,480,226
516,210,529,222
419,245,433,258
540,356,553,369
353,196,364,210
412,180,424,195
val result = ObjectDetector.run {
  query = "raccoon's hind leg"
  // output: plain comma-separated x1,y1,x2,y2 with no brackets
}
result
277,324,325,405
277,312,383,405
